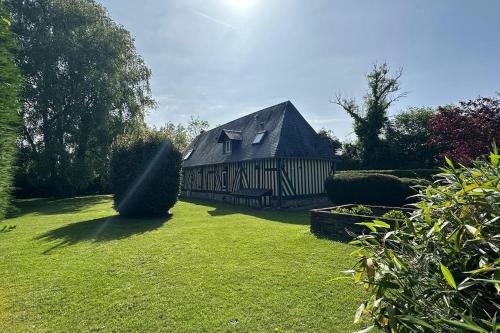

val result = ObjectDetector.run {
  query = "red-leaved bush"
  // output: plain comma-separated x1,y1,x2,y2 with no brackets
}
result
429,94,500,164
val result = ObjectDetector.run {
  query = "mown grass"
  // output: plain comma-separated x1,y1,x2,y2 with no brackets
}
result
0,196,364,332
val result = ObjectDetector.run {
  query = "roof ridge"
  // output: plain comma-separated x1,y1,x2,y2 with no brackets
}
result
271,102,290,157
197,101,290,136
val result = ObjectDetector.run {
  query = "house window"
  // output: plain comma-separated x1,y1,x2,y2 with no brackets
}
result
184,150,193,160
223,140,232,154
252,131,266,144
222,170,228,190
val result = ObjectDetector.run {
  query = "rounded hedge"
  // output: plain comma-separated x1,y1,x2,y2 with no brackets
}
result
111,132,182,217
324,173,409,206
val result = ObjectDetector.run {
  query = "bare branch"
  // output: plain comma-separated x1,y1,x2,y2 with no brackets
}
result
331,93,362,122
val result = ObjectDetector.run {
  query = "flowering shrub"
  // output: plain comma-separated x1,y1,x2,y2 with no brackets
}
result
349,148,500,332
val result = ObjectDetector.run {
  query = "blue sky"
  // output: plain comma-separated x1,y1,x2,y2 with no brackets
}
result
97,0,500,140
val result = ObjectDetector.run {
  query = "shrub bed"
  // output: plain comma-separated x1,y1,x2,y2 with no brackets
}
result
325,173,410,206
310,204,411,241
111,131,182,217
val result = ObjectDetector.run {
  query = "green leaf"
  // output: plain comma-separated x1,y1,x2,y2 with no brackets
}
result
465,224,479,237
378,281,400,289
355,222,376,232
439,319,488,333
373,220,390,228
400,316,434,329
440,263,457,289
445,156,455,168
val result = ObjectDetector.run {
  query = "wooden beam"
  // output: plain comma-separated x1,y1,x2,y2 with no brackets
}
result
277,158,283,207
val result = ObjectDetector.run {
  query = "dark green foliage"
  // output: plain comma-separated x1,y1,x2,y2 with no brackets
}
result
334,63,406,168
318,129,342,156
0,1,21,219
349,150,500,332
337,169,438,180
333,205,374,216
111,131,182,217
381,209,407,220
7,0,155,197
325,173,409,206
385,107,438,168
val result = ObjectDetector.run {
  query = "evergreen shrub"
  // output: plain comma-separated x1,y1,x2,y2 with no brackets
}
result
111,131,182,217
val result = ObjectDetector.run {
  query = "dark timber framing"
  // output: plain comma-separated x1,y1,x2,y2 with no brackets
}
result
181,101,335,207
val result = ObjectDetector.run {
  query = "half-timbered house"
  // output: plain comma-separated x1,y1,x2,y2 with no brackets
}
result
181,101,335,207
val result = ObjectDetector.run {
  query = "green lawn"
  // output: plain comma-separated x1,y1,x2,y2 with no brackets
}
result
0,196,365,332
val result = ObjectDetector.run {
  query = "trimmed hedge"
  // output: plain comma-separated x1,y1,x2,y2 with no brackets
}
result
325,173,409,206
111,132,182,217
337,169,438,180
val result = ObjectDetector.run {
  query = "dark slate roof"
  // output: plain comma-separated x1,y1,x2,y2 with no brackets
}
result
183,101,334,167
218,129,242,142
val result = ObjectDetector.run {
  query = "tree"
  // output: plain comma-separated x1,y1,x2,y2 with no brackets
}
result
0,0,21,218
333,63,406,168
7,0,155,196
429,94,500,164
385,107,437,168
318,129,342,156
154,116,210,152
124,116,210,156
186,116,210,143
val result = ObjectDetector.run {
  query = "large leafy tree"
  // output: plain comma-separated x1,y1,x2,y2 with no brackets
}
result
385,107,437,168
7,0,155,196
318,129,342,156
0,0,21,218
334,63,406,168
429,94,500,164
132,116,210,154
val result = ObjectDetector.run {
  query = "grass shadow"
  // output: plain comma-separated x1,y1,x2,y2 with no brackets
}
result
183,198,310,226
12,195,111,217
35,214,170,254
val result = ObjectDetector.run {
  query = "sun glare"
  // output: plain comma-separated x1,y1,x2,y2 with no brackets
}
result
227,0,256,8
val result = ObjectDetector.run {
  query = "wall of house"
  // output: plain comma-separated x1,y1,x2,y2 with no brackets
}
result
181,158,333,205
280,159,332,198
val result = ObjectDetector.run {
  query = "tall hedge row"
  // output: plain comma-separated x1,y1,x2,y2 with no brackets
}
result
325,173,410,206
0,3,21,219
337,169,437,180
111,132,182,217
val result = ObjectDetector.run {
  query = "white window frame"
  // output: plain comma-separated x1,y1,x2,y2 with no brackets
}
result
252,132,266,144
184,149,193,160
223,140,232,154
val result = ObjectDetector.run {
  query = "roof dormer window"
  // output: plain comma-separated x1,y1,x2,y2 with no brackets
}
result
218,129,241,155
184,149,194,160
252,131,266,144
